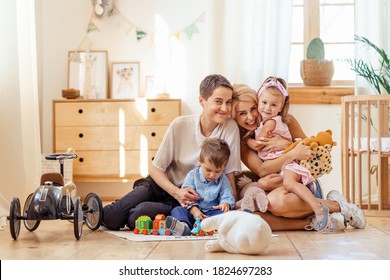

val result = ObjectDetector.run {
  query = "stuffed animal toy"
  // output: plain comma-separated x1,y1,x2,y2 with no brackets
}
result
300,144,333,178
284,129,337,153
236,175,268,213
284,129,337,178
201,211,272,255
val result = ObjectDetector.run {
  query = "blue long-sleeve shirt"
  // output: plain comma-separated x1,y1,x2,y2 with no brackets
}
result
181,166,235,213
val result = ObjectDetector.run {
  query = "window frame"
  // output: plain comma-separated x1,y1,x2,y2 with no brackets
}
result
289,0,355,86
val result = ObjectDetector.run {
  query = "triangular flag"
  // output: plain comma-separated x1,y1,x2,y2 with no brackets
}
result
136,29,147,41
183,24,199,40
173,32,181,40
87,22,100,33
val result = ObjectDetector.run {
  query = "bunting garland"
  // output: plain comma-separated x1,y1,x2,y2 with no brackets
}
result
136,29,148,41
183,23,199,40
85,3,205,43
87,22,100,33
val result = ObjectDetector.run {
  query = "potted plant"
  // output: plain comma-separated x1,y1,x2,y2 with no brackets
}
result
344,35,390,94
300,37,334,86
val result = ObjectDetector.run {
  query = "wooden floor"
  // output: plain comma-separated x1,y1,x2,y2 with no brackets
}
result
1,215,390,260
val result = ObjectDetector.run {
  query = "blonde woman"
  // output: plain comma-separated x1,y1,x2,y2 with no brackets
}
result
232,83,366,231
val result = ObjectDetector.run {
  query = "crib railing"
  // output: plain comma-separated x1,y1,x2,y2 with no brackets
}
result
341,95,390,216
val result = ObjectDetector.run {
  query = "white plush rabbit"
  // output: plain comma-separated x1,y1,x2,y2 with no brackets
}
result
201,210,272,255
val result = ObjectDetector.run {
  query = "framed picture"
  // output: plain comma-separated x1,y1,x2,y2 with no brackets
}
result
111,62,140,99
68,50,108,99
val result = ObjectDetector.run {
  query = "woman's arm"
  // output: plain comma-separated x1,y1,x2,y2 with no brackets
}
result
149,165,199,207
253,114,307,153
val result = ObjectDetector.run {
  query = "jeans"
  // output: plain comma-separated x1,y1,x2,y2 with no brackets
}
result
102,176,180,230
170,206,223,228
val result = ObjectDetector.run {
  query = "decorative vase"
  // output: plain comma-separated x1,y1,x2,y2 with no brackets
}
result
300,59,334,86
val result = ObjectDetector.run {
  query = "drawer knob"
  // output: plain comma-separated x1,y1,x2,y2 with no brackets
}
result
79,133,84,138
151,132,156,137
78,109,83,114
151,107,156,113
79,158,84,163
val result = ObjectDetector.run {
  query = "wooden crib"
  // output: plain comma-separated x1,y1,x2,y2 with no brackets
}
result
341,95,390,216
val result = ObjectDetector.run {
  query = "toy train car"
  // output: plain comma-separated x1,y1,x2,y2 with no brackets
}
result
134,214,173,236
191,217,215,236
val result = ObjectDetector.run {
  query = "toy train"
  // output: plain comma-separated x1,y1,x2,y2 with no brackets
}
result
191,217,215,236
134,214,215,236
134,214,173,235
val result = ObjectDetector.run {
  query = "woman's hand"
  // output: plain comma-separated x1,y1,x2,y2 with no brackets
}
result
288,142,315,161
174,188,200,207
246,138,263,151
256,133,291,153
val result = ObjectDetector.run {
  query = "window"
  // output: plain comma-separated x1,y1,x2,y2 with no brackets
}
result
289,0,355,85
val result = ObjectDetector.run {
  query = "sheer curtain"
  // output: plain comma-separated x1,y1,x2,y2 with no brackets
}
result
205,0,293,89
0,0,41,206
354,0,390,95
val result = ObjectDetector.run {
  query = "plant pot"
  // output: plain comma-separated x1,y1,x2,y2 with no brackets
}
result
300,59,334,86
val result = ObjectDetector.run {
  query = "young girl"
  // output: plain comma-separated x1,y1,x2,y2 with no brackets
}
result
254,76,329,232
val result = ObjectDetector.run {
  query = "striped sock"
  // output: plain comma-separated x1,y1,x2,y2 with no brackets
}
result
166,216,191,236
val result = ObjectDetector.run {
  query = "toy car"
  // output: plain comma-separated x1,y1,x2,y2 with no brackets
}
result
7,153,103,240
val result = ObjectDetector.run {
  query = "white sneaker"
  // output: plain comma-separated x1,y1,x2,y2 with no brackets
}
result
305,212,347,233
326,212,347,232
326,190,366,229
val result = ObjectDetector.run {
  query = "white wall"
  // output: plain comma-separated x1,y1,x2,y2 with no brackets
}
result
37,0,207,197
39,0,207,155
289,105,342,195
35,0,342,198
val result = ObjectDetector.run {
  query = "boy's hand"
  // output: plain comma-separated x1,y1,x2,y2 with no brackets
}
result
190,207,207,220
213,202,230,212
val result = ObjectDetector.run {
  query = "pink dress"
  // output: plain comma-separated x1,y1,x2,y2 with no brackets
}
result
255,116,314,185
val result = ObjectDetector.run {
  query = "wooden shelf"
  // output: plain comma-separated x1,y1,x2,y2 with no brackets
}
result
289,86,354,104
73,175,142,183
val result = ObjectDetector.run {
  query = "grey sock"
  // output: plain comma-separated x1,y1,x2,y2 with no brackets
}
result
166,216,191,236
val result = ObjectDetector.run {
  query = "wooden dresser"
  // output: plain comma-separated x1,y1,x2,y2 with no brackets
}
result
53,99,181,182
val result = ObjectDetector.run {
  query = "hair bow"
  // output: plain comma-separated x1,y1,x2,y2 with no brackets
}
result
258,79,289,98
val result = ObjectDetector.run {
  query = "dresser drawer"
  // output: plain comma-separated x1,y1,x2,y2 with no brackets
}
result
72,150,157,177
54,100,180,126
55,126,167,151
53,99,181,182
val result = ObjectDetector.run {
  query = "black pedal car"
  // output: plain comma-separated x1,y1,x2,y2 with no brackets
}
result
7,154,103,240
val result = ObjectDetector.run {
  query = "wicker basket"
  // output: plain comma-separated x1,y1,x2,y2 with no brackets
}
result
300,59,334,86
